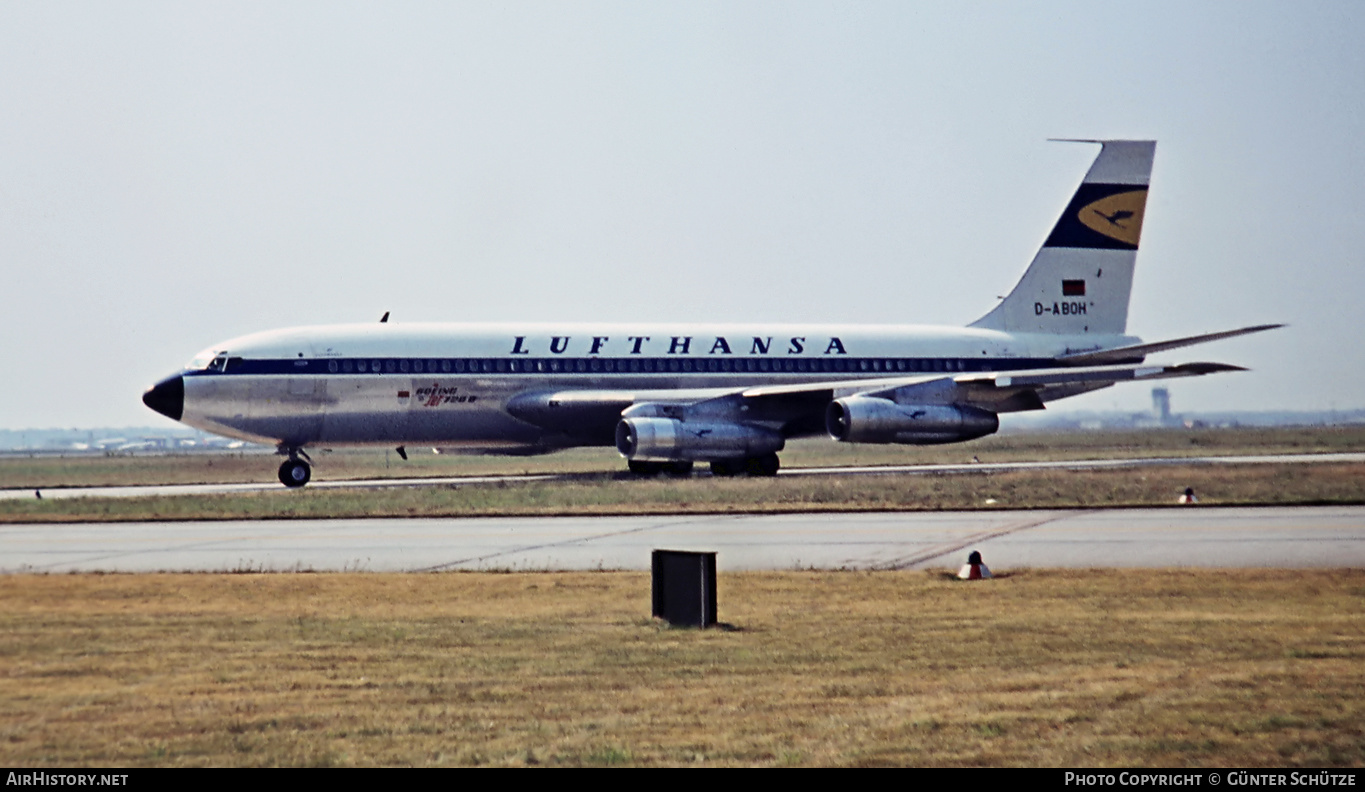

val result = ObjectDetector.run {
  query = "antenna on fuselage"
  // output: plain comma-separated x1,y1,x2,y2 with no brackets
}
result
379,311,389,323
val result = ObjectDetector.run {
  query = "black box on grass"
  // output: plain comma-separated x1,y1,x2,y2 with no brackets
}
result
651,550,717,628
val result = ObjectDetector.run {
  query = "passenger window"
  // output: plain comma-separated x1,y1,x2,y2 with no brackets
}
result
328,360,338,373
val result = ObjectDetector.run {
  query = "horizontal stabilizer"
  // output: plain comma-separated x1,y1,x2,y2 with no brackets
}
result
1056,324,1283,366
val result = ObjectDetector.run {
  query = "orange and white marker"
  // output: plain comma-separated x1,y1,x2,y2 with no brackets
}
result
957,550,992,580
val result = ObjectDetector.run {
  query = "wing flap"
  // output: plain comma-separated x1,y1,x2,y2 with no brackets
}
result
738,361,1248,417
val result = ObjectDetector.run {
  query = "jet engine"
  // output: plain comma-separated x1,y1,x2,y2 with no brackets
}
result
825,397,999,445
615,417,784,462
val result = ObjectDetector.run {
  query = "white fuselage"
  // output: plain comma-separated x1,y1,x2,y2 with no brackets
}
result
166,322,1137,452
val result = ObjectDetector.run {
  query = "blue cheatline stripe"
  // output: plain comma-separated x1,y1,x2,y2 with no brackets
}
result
185,356,1059,378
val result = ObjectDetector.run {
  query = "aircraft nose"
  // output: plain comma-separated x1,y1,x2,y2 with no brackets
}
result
142,374,184,421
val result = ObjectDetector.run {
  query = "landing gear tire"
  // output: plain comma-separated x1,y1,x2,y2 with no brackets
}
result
278,459,312,488
629,460,695,477
711,454,780,477
628,460,664,476
745,452,781,477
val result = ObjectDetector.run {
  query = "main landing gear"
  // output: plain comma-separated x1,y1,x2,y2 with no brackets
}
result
627,453,780,478
628,460,694,477
277,448,312,488
709,452,780,477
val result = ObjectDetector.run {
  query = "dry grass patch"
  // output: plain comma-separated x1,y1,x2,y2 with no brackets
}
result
4,462,1364,523
4,426,1364,490
1,570,1362,767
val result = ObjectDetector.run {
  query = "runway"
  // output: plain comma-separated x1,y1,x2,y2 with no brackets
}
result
3,451,1362,500
3,506,1362,573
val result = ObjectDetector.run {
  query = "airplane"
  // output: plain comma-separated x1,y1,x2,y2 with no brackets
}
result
141,140,1279,487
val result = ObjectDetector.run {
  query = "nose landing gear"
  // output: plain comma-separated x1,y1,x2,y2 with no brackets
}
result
277,447,312,488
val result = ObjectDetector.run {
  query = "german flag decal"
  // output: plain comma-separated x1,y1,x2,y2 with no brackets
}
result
1043,184,1148,250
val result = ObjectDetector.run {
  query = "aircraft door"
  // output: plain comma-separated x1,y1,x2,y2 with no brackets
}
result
246,340,327,446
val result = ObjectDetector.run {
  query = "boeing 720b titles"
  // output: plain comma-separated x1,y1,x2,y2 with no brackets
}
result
142,140,1279,486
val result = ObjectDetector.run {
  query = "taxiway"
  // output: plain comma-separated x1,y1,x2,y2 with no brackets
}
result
3,506,1362,573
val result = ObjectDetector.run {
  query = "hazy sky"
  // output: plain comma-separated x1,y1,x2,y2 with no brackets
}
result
2,1,1362,430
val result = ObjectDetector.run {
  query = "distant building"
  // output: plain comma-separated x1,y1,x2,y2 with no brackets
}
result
1152,387,1172,424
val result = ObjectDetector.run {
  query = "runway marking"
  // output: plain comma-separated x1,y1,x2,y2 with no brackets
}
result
871,510,1092,570
406,514,746,572
6,524,333,574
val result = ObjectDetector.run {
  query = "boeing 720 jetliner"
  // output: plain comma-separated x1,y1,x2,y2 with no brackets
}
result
142,140,1278,486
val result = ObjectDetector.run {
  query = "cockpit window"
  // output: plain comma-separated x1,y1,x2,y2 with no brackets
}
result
184,350,237,373
185,350,220,371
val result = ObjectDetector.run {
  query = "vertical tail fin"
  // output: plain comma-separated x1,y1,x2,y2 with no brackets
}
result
970,140,1155,335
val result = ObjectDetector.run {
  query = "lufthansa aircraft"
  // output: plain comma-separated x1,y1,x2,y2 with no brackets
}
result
142,140,1278,487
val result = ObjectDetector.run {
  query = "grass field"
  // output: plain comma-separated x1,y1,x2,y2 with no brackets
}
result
4,426,1365,489
2,426,1364,523
2,569,1361,767
2,461,1364,524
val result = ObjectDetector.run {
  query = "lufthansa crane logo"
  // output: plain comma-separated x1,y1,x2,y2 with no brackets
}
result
1077,189,1147,246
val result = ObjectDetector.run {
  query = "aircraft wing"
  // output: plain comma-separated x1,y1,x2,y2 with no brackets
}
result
729,360,1246,422
507,360,1248,443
